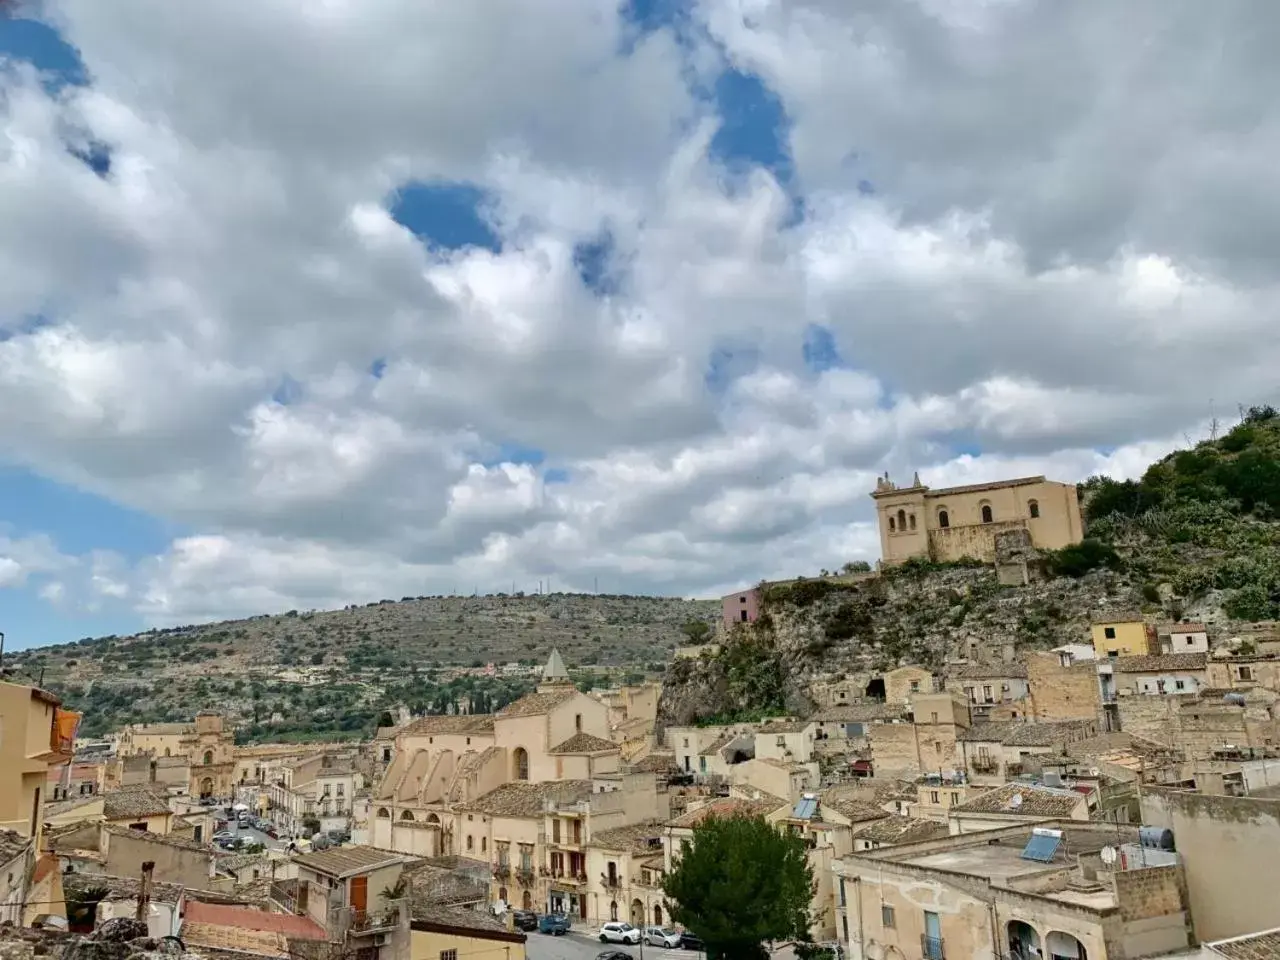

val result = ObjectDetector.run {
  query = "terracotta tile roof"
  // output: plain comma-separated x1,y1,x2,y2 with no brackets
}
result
184,901,327,940
1090,611,1145,625
1206,928,1280,960
629,752,678,774
218,852,270,874
64,871,251,906
951,782,1084,818
0,829,31,865
1166,622,1208,633
813,704,905,723
103,789,171,820
103,824,213,854
292,843,407,878
550,733,619,754
496,689,578,718
667,796,780,828
591,820,665,854
852,815,949,845
816,792,890,824
402,714,496,736
1114,653,1208,673
757,720,813,734
951,663,1029,680
411,902,527,941
457,780,592,818
403,861,489,907
924,476,1045,497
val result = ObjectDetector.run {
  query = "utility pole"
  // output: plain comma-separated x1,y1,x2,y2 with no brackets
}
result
136,860,155,923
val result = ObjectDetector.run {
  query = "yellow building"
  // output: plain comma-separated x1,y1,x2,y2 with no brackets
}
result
0,680,77,848
410,908,526,960
871,473,1083,566
1090,614,1155,658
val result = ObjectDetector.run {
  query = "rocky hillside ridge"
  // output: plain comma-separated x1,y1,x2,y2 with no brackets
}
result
658,406,1280,727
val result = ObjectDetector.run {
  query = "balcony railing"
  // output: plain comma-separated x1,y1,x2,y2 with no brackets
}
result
600,873,622,891
921,935,945,960
969,756,999,774
347,908,400,935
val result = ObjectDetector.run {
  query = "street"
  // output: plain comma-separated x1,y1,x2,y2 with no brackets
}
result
525,931,697,960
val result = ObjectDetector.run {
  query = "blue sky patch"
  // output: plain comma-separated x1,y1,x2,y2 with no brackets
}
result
710,68,794,187
484,443,545,468
573,231,619,296
705,343,761,394
0,14,87,90
271,374,303,406
369,358,387,380
544,467,571,484
389,181,501,253
68,141,111,178
802,325,842,374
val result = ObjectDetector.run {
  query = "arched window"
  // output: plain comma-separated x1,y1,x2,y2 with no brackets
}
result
938,510,950,529
1028,500,1040,519
203,750,213,765
575,714,582,733
897,508,907,530
164,748,170,758
610,901,619,922
513,747,529,781
889,516,896,532
909,514,916,530
400,810,415,821
654,904,663,925
426,813,441,825
981,504,993,524
376,808,391,819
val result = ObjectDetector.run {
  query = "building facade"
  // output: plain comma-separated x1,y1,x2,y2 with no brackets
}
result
871,473,1084,566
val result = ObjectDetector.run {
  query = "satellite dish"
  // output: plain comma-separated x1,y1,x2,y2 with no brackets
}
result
1100,846,1117,865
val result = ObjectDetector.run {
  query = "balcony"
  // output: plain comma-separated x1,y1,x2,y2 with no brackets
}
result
347,908,400,935
969,756,999,774
549,872,587,887
921,935,945,960
600,873,623,893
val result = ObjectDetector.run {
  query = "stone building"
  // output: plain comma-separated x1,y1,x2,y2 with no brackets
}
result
1027,650,1103,723
834,821,1191,960
870,473,1083,566
117,713,236,799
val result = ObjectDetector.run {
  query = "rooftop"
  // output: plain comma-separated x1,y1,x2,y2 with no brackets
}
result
629,752,678,774
292,843,406,878
457,780,592,818
590,819,666,854
952,663,1029,680
184,900,327,941
950,782,1085,818
756,719,814,734
667,796,782,828
814,791,890,824
1114,653,1208,673
496,689,578,718
0,829,30,865
813,704,905,723
1165,622,1209,633
103,789,172,820
851,815,948,845
1206,927,1280,960
958,720,1093,747
1091,611,1145,625
549,732,619,754
103,824,213,854
400,714,496,737
412,903,527,943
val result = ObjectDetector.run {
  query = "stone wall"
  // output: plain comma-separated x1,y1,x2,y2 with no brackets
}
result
1113,864,1186,922
1027,653,1101,722
1115,696,1182,745
869,722,919,779
1141,788,1280,942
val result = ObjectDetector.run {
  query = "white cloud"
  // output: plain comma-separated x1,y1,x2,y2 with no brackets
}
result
1,1,1277,628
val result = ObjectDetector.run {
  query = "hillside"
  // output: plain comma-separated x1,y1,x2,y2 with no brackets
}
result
658,406,1280,727
11,592,719,739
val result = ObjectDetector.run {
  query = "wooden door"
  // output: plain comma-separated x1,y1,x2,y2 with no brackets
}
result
350,875,368,914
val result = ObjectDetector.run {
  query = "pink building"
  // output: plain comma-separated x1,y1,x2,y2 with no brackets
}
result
722,587,761,631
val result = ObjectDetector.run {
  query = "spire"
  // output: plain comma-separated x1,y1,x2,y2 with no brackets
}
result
912,471,921,487
542,648,570,683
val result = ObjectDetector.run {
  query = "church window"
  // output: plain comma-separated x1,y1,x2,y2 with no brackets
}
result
897,508,906,530
981,504,993,523
908,514,916,530
889,517,896,532
938,510,950,528
1028,500,1040,518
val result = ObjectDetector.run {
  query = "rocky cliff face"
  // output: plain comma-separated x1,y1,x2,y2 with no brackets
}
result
657,561,1216,728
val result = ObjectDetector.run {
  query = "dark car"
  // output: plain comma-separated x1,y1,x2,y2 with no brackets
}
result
597,952,632,960
538,915,571,936
679,932,704,951
511,910,538,932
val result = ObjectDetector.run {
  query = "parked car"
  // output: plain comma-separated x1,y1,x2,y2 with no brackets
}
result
212,831,235,843
538,915,571,936
263,824,278,839
599,923,642,945
679,931,704,951
645,927,681,948
597,952,632,960
511,910,538,932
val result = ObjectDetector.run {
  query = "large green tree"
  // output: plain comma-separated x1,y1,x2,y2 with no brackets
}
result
662,815,814,960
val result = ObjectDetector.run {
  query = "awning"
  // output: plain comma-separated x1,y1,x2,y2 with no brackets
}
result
850,760,872,772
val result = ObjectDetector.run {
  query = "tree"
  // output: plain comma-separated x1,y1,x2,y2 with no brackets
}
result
662,815,814,960
377,710,395,728
681,619,712,643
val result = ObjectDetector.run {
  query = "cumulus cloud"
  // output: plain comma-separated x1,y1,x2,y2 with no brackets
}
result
0,0,1276,628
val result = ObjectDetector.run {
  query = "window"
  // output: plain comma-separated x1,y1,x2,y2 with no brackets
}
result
934,741,942,755
881,905,895,928
897,508,906,530
682,738,689,748
1186,638,1194,646
910,680,920,692
889,517,896,532
981,504,993,523
938,509,950,528
553,820,561,842
930,712,938,724
929,791,939,803
699,756,707,773
481,837,487,853
950,792,959,804
575,714,583,733
740,596,747,604
1175,680,1185,691
441,951,458,960
513,747,529,780
1028,500,1040,519
1104,627,1117,639
776,736,786,747
983,685,993,702
1240,667,1254,681
838,879,846,907
909,514,916,530
740,610,748,621
337,784,344,796
965,687,976,702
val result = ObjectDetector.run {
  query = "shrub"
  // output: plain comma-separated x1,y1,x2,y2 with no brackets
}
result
1045,539,1121,578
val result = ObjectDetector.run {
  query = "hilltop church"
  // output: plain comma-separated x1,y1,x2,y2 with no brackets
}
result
871,473,1084,566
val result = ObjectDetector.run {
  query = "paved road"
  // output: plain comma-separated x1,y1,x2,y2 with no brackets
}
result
218,821,287,852
526,930,699,960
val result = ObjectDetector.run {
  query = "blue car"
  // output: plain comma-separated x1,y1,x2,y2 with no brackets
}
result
539,915,571,936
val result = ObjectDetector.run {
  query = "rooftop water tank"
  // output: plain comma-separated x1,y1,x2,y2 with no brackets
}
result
1139,826,1175,851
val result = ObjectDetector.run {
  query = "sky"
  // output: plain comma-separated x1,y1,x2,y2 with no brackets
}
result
1,0,1277,648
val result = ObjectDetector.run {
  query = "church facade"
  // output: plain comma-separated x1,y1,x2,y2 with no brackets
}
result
871,473,1084,566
